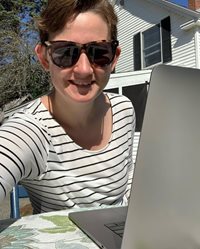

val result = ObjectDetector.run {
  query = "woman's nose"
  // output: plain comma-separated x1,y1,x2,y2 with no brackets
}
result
73,52,93,75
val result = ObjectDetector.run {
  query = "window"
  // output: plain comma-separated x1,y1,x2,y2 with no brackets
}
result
143,25,161,67
133,16,172,70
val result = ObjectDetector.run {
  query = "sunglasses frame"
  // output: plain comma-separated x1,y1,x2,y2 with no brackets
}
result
43,40,119,68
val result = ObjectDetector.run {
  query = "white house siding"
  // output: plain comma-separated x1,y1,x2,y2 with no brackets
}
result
170,14,196,68
114,0,199,73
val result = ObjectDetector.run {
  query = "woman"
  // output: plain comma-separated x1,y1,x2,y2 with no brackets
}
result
0,0,135,214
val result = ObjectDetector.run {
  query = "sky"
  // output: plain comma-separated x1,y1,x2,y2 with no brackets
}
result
168,0,188,7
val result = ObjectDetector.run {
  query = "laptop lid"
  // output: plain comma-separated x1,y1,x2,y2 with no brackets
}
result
121,64,200,249
69,64,200,249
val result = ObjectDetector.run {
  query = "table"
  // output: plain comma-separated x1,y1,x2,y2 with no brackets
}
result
0,209,99,249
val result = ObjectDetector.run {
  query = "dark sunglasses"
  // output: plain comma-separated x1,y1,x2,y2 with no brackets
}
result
43,40,119,68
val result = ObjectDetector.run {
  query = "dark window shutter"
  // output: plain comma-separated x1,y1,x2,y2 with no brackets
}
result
161,16,172,63
133,33,141,71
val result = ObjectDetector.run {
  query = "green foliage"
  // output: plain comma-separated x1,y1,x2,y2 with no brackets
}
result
0,0,50,109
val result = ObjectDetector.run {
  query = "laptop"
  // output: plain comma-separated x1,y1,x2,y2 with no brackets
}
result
69,64,200,249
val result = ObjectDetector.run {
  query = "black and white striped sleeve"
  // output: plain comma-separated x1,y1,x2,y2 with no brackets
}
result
0,113,50,200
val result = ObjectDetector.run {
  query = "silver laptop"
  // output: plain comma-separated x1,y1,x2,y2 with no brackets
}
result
69,64,200,249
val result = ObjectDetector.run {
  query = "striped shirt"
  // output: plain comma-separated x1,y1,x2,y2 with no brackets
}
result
0,92,135,214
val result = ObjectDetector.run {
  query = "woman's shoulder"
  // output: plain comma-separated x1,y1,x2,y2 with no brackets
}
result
3,97,50,127
24,98,47,115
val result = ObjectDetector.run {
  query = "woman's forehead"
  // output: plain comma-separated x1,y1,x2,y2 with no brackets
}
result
49,12,110,42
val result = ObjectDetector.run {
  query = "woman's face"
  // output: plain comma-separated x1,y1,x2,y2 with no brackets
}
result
36,11,120,105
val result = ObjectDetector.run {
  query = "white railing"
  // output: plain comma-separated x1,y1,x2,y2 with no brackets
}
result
106,70,151,94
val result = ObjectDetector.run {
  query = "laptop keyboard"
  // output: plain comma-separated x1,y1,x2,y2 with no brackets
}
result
105,221,125,237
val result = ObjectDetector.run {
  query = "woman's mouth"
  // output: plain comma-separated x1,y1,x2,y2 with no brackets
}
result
68,80,95,95
70,80,94,87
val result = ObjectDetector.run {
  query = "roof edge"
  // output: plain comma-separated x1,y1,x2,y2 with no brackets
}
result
146,0,200,18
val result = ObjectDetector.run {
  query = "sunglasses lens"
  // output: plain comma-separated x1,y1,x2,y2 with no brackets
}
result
51,43,80,67
88,42,116,67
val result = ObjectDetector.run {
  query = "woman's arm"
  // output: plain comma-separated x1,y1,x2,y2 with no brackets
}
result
0,113,49,200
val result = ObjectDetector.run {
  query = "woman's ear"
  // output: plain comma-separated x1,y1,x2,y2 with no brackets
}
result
111,46,121,72
35,44,50,71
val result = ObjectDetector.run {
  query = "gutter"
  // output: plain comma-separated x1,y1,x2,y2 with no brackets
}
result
180,19,200,30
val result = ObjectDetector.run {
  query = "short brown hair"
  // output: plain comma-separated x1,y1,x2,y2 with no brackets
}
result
36,0,118,43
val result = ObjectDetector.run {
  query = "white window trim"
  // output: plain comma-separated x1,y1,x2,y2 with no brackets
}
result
141,24,164,69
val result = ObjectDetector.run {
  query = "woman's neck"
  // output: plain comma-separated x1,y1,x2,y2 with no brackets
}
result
43,91,107,129
42,91,112,150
